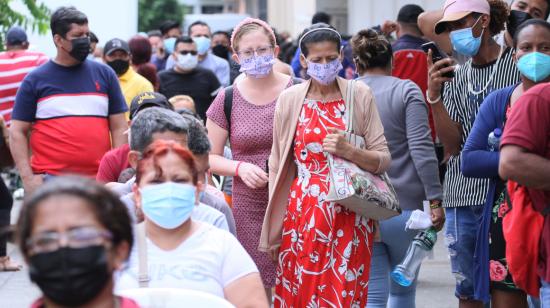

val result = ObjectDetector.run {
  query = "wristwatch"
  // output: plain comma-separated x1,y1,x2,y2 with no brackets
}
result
429,200,442,209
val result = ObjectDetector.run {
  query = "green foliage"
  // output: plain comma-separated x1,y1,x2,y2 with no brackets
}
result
0,0,50,51
138,0,185,33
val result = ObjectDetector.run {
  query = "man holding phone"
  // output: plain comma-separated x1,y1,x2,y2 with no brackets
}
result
426,0,520,306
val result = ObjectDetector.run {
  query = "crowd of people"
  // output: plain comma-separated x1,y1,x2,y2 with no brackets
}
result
0,0,550,307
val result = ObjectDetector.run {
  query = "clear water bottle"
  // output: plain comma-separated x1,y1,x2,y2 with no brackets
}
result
391,227,438,287
488,128,503,152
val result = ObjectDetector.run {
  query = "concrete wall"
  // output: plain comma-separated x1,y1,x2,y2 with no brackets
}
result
269,0,446,38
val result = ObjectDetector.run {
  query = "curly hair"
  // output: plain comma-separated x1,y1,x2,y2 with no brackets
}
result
351,28,392,74
486,0,509,35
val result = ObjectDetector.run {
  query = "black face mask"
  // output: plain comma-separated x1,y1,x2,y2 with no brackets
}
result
212,44,229,60
507,10,533,38
29,245,111,307
67,37,91,63
107,59,130,75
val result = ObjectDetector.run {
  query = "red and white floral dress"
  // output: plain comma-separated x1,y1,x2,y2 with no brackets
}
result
274,98,374,308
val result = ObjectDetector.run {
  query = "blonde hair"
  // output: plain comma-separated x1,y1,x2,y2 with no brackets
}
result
169,95,195,113
231,18,276,51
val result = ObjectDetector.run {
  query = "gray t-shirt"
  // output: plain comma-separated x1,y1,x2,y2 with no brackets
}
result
358,75,443,210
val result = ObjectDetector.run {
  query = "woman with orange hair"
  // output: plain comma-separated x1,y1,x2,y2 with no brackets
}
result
115,140,268,307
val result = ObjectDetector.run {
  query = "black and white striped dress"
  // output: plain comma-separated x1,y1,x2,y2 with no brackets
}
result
442,47,520,207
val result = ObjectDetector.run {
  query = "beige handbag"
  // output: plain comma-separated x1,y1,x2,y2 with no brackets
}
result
326,80,401,220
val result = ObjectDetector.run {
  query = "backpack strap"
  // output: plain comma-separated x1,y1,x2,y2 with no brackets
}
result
224,86,234,135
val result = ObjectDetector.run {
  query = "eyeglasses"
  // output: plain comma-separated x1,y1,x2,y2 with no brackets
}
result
179,50,198,56
26,226,112,255
237,46,274,60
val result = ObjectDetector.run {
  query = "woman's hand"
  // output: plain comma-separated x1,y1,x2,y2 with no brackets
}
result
430,207,446,231
427,49,455,101
323,127,352,158
238,162,268,189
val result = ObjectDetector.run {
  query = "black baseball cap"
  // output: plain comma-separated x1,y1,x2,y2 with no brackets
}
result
6,26,27,45
103,38,130,56
130,92,173,120
397,4,424,24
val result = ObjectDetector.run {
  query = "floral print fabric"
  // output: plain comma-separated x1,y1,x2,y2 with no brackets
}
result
274,99,374,308
489,181,519,291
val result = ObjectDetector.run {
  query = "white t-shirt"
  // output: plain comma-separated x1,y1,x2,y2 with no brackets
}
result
115,223,258,298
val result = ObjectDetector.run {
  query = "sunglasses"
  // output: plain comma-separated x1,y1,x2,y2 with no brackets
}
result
179,50,198,56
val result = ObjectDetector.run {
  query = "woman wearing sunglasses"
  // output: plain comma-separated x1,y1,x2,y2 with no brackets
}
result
17,176,137,308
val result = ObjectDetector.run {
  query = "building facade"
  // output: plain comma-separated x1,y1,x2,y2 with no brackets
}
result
268,0,445,37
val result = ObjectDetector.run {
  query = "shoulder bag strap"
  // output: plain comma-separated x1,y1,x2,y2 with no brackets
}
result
223,86,234,135
136,222,149,288
346,80,356,134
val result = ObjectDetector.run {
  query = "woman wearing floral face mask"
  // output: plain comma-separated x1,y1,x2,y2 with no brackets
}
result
261,23,391,307
115,140,268,307
17,176,138,308
205,18,298,298
462,19,550,307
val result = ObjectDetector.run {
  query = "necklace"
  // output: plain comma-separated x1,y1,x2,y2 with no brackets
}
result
467,43,505,95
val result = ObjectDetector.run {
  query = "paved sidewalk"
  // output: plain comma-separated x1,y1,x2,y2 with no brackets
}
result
0,201,457,307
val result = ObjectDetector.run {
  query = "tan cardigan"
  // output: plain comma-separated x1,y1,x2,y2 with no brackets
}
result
259,77,391,252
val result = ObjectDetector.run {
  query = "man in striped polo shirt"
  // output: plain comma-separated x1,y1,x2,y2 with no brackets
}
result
0,26,48,127
9,7,128,194
427,0,520,305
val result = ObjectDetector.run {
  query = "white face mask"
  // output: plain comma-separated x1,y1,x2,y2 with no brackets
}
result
176,53,198,70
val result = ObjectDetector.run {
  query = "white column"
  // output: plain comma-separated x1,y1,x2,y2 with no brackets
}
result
268,0,316,37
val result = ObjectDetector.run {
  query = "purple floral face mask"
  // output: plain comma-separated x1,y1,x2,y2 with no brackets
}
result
239,54,275,78
306,58,343,85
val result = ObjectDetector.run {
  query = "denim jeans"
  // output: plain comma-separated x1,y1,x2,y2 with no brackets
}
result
541,279,550,308
367,210,419,308
444,206,484,300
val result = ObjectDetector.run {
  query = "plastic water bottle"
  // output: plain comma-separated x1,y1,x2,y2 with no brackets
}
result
488,128,503,152
391,227,438,287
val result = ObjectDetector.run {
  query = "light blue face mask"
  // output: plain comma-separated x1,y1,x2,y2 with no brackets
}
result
517,52,550,82
450,16,484,57
193,36,211,55
140,182,196,229
164,37,177,55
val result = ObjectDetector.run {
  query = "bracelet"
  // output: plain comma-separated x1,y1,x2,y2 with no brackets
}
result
426,92,442,105
430,200,442,209
235,161,243,177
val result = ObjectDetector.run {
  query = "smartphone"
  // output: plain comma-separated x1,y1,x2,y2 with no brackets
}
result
421,41,455,78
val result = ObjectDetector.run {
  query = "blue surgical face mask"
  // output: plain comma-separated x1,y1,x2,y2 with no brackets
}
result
164,37,177,55
193,36,211,55
517,52,550,82
140,182,196,229
450,16,484,57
